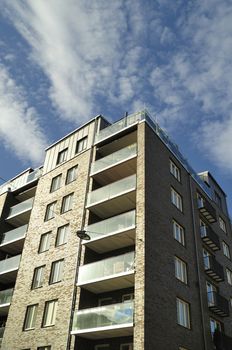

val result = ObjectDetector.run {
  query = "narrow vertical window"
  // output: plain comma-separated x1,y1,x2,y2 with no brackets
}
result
49,260,64,284
44,202,56,221
222,241,230,259
66,165,78,184
226,268,232,285
176,298,190,328
171,188,183,211
170,159,181,181
173,220,185,246
219,217,227,233
57,148,68,165
39,232,51,253
24,304,38,330
56,224,69,246
50,174,62,192
174,257,188,284
61,193,73,213
42,300,58,327
76,137,87,153
32,265,45,289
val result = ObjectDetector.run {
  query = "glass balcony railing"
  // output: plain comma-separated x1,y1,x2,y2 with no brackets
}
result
85,210,136,241
72,301,134,332
86,174,136,207
0,288,13,305
95,112,143,143
0,255,21,274
91,144,137,175
0,225,28,246
78,252,134,285
7,197,34,219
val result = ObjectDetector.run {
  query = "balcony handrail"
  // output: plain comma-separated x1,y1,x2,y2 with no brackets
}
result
90,143,137,175
0,224,28,246
85,210,136,240
200,225,220,246
78,251,135,285
207,291,229,314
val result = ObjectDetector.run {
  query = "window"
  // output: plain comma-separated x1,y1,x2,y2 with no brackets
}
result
50,174,61,192
32,265,45,289
57,148,68,165
61,193,73,213
219,216,227,233
95,346,110,350
175,257,187,284
76,137,87,153
56,224,69,246
42,300,58,327
214,191,222,209
49,259,64,284
66,165,78,184
222,241,230,259
37,347,51,350
226,268,232,285
120,344,133,350
203,249,211,269
39,232,51,253
210,318,221,334
176,298,190,328
23,304,38,330
173,220,185,246
171,188,183,211
170,159,181,181
44,202,56,221
206,281,217,306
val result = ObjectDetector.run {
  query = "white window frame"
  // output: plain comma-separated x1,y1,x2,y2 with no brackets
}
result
50,174,62,192
222,241,230,259
173,220,185,246
171,187,183,211
39,232,51,253
176,298,190,329
76,137,87,153
61,193,74,213
219,216,227,233
56,224,69,246
49,259,64,284
226,268,232,285
57,148,68,165
175,257,188,284
45,202,56,221
32,265,45,289
24,304,38,330
42,300,58,327
66,165,78,184
170,159,181,181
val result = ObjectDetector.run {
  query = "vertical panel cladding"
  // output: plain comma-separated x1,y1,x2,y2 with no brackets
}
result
1,147,93,350
144,123,206,350
134,122,145,350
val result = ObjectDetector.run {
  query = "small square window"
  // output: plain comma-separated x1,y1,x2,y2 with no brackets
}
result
61,193,73,213
222,241,230,259
56,224,69,246
57,148,68,165
170,159,181,181
39,232,51,253
66,165,78,185
176,298,190,329
175,257,188,284
173,220,185,246
44,202,56,221
32,265,45,289
42,300,58,327
49,259,64,284
50,174,62,193
219,217,227,233
76,137,87,154
23,304,38,330
171,188,183,211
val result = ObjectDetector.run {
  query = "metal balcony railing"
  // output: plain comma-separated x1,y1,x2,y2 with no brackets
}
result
198,197,217,223
208,291,229,317
204,256,224,282
200,226,220,251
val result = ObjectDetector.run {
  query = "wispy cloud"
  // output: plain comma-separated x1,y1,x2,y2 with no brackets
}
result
0,64,47,164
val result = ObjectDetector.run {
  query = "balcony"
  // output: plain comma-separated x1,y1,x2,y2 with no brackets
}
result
6,197,34,226
95,111,143,144
0,225,27,254
77,252,134,293
204,256,224,282
198,197,217,223
71,301,134,339
86,175,136,218
83,210,136,253
0,327,4,346
213,331,232,349
90,144,137,185
208,291,229,317
0,255,21,284
200,226,220,251
0,288,13,316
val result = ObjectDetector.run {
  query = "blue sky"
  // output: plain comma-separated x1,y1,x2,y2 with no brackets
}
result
0,0,232,213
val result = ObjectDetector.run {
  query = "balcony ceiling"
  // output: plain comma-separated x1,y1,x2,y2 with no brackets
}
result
0,269,18,284
0,304,10,316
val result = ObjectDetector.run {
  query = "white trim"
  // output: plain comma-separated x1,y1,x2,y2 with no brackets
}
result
71,322,133,335
77,270,134,287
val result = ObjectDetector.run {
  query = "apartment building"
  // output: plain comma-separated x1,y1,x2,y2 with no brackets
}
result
0,110,232,350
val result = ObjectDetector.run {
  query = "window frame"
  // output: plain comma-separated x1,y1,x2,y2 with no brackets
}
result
176,297,191,329
60,193,74,214
219,216,227,233
174,256,188,284
31,265,45,289
66,165,78,185
44,202,56,221
55,224,69,247
38,232,52,253
49,259,64,284
222,241,231,259
42,299,58,328
226,268,232,285
173,220,185,246
171,187,183,212
23,304,38,331
56,148,68,165
50,174,62,193
170,159,181,182
75,137,88,154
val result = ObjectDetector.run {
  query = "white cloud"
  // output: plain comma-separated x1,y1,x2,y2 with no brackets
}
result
0,64,47,164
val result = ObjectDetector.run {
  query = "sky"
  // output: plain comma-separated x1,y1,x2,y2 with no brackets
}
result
0,0,232,213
